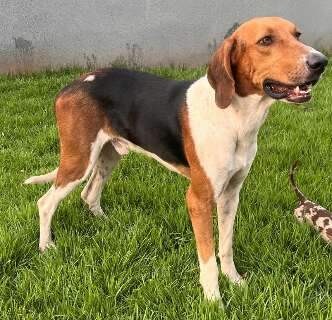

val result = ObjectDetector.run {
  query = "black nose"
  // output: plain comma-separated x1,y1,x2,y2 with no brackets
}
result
306,52,328,71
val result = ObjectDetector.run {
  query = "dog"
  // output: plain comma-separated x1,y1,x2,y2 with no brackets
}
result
25,17,327,301
289,161,332,244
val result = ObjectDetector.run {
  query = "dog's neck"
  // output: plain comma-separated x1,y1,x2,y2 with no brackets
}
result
190,76,274,138
230,93,274,137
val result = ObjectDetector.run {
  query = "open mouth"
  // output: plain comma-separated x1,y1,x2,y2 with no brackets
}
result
263,79,317,103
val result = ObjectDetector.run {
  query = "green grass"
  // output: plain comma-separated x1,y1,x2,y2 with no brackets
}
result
0,62,332,319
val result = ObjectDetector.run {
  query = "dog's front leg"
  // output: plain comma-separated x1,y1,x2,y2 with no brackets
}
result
186,184,220,301
217,170,248,284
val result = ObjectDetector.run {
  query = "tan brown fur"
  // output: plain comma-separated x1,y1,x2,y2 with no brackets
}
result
182,106,215,263
54,91,108,186
207,36,236,108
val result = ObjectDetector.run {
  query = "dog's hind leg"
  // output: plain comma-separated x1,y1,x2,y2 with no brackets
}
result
38,181,80,252
81,141,120,216
38,130,109,252
35,88,114,252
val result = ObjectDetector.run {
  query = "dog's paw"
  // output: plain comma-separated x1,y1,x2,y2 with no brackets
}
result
83,201,107,218
204,287,222,302
229,274,244,285
90,206,106,217
231,273,247,286
202,289,225,311
200,271,221,302
39,241,56,253
222,269,246,286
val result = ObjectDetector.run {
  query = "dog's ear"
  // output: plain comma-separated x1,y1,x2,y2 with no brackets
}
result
207,37,236,108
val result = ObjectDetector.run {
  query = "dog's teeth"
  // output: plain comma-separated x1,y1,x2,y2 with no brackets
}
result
294,86,300,94
301,85,311,94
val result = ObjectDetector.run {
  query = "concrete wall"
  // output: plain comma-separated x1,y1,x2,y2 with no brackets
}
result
0,0,331,73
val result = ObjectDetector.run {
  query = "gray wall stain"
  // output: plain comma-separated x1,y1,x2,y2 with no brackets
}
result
0,0,331,74
13,37,33,54
83,53,98,70
11,37,34,73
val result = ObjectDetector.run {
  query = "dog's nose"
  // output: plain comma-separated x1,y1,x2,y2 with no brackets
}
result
306,52,328,71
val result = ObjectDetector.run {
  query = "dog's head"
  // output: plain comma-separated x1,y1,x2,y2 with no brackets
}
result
208,17,328,108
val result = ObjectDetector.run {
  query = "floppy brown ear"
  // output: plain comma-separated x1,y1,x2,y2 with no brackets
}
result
207,37,236,108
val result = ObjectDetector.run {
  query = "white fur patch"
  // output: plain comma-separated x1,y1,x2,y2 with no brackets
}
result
220,254,243,284
81,141,120,217
198,255,221,301
111,138,129,156
112,137,185,176
84,74,95,82
217,190,244,285
87,130,110,177
186,76,273,198
309,47,325,57
38,182,78,251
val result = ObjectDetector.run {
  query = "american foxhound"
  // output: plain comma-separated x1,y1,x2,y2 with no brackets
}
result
25,17,327,301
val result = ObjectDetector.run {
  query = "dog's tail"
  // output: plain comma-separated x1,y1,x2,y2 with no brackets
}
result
24,168,58,185
289,161,306,203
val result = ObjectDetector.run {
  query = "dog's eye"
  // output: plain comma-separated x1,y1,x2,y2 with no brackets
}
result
295,31,302,39
258,36,273,46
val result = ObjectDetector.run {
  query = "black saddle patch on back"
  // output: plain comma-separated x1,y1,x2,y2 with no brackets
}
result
87,68,193,166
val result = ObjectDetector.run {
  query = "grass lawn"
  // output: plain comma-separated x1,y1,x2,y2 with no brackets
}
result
0,62,332,319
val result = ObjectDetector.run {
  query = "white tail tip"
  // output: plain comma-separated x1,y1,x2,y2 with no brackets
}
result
23,168,58,185
24,176,46,185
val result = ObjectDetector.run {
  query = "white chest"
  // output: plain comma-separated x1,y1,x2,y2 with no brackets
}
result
186,76,273,198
